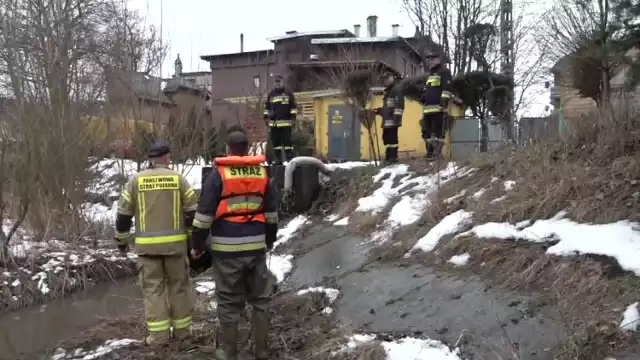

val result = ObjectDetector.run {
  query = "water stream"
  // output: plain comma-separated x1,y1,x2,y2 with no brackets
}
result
0,278,140,360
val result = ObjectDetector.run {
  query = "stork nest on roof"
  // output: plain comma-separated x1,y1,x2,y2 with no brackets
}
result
398,74,430,103
342,69,378,107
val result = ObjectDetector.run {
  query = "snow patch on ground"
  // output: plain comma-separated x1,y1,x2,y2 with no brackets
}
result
273,215,308,251
269,254,294,283
297,286,340,315
460,212,640,275
50,339,139,360
471,188,486,199
444,190,466,204
334,217,349,226
325,161,374,170
355,164,410,213
620,302,640,331
503,180,516,191
324,214,341,222
447,253,470,266
409,210,473,254
361,163,474,244
194,280,216,297
336,334,461,359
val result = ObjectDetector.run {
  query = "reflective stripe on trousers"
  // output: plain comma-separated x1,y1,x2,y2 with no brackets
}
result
136,229,187,245
210,234,266,252
423,105,444,114
269,120,292,127
172,316,192,330
148,319,171,332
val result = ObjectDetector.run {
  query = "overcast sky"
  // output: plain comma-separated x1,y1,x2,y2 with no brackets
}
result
129,0,552,115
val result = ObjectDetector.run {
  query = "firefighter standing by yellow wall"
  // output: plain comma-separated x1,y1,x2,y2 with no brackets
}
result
115,140,198,345
190,128,278,360
420,49,454,160
263,74,297,164
374,71,404,164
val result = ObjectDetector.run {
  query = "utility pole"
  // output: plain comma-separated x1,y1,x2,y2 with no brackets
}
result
500,0,515,141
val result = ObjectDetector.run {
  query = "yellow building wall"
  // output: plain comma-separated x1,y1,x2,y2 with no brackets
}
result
314,94,465,161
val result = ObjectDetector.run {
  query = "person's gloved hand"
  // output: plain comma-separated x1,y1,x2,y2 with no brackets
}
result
373,107,381,115
115,232,132,256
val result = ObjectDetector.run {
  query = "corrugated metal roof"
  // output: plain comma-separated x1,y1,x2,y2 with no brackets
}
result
267,30,352,42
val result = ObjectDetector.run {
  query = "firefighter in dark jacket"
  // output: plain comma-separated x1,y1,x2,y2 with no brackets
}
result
420,49,454,160
115,140,198,345
374,71,404,164
190,128,278,360
263,74,297,164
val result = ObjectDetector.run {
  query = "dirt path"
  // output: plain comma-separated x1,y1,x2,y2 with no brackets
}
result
282,223,568,359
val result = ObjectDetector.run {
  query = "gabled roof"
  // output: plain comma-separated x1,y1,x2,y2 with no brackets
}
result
267,30,354,42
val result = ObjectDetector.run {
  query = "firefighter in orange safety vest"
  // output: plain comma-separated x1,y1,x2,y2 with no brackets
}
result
189,127,279,360
114,140,198,346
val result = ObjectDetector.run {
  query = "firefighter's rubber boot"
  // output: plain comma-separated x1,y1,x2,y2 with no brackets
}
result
145,331,170,346
252,308,270,359
215,324,239,360
431,138,444,160
425,140,436,161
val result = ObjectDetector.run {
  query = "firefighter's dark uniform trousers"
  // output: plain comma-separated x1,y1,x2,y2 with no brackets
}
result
264,88,297,163
378,83,405,163
191,155,279,360
420,66,454,159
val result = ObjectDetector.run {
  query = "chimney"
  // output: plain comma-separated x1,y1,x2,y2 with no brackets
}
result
354,24,361,37
240,33,244,53
392,24,399,36
366,15,378,37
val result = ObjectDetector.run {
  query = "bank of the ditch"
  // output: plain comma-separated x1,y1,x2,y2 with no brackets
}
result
0,240,137,314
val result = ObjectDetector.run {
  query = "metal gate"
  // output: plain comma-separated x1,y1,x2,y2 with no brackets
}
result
449,116,503,160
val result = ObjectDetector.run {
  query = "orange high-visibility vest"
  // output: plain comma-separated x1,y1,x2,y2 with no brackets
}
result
214,155,268,223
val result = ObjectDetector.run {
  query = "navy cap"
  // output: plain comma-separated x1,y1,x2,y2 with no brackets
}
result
149,140,170,158
274,74,283,81
227,131,249,147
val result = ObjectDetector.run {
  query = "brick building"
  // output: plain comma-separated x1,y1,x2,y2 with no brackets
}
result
200,15,431,143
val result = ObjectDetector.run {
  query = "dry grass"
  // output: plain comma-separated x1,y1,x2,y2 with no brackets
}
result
467,107,640,224
309,166,381,219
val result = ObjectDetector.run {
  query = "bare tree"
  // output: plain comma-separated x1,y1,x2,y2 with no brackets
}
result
402,0,549,140
314,45,390,165
0,0,169,257
538,0,621,106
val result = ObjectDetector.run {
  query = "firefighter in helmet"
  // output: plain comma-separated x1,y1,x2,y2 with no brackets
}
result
263,74,298,164
115,140,198,345
420,48,454,160
374,71,404,164
190,127,278,360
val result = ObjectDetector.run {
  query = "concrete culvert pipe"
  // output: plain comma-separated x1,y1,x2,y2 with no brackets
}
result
283,156,331,191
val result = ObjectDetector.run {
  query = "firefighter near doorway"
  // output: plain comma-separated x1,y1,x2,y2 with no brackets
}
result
263,74,298,164
374,71,404,164
420,48,454,161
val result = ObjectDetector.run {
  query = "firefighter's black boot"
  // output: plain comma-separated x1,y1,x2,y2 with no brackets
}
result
425,140,436,161
387,147,398,164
